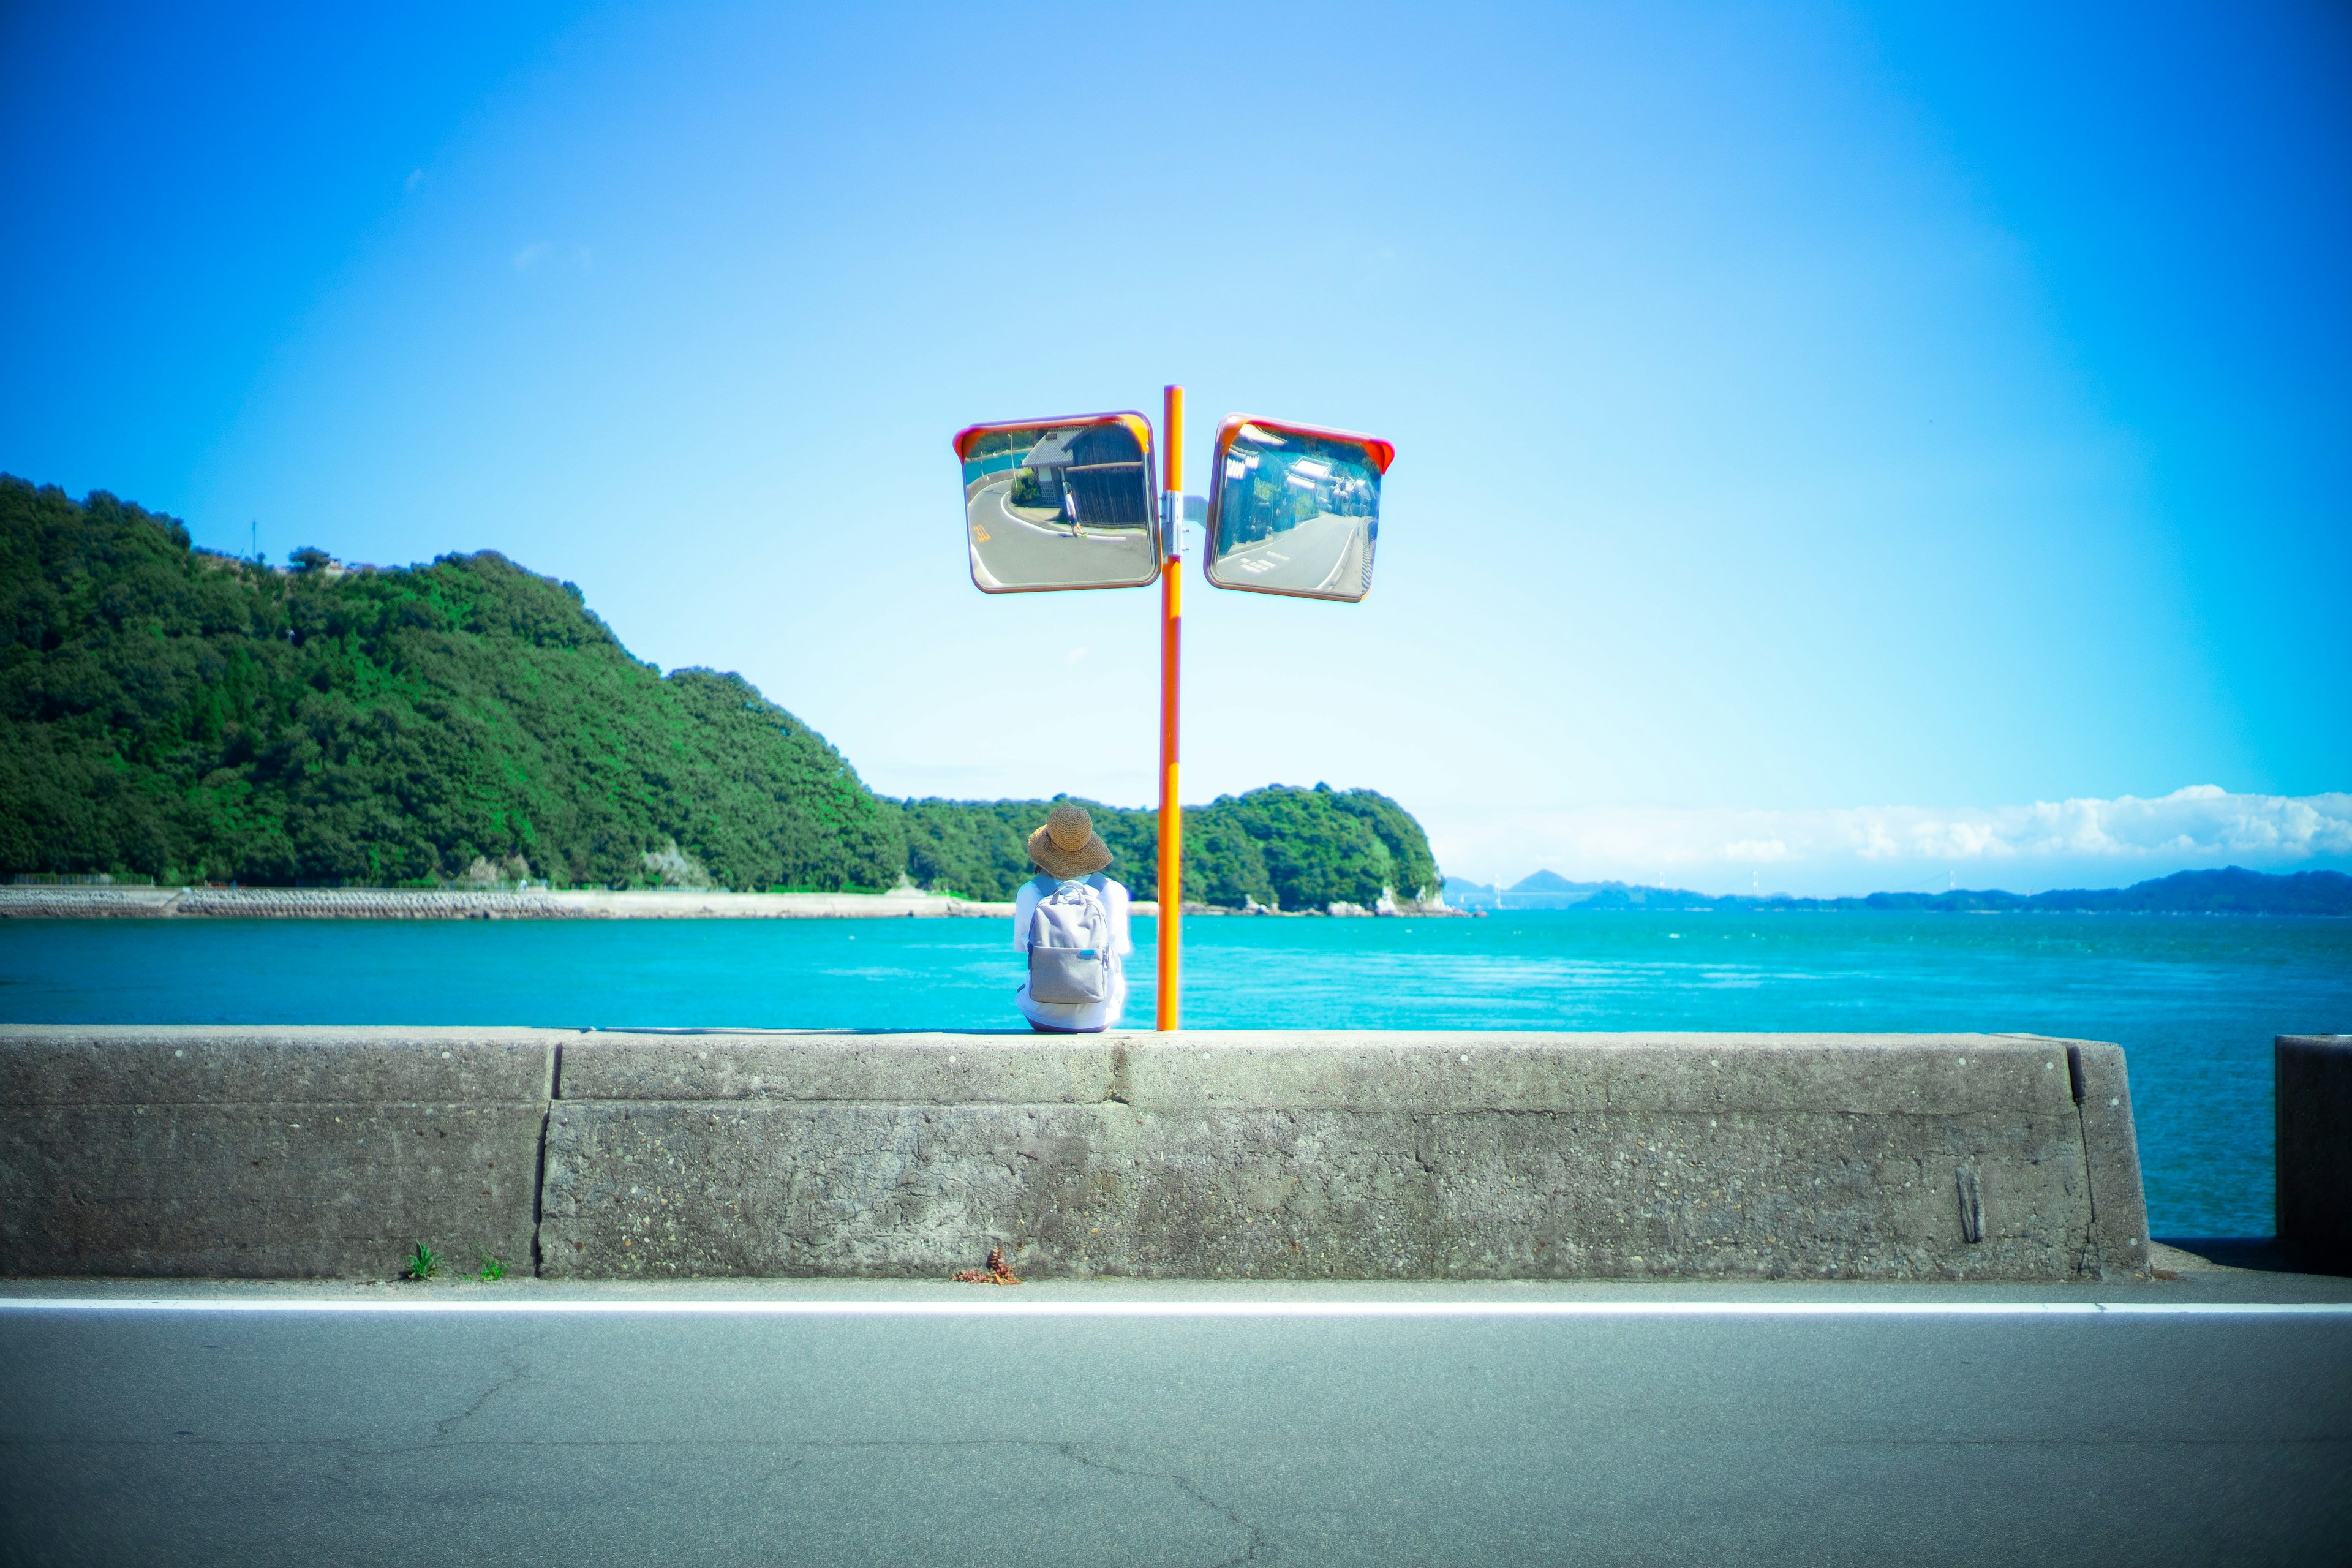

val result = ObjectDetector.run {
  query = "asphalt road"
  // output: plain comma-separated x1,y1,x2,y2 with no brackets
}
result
967,478,1155,590
1210,510,1367,596
4,1274,2349,1567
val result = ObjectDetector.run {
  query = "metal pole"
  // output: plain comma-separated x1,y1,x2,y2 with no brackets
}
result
1156,383,1184,1030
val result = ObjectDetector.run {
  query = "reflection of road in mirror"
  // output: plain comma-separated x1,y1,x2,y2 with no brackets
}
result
1212,511,1371,597
1206,421,1383,600
966,474,1156,590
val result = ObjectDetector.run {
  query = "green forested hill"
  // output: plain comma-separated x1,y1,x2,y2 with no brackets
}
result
0,478,903,889
0,477,1439,907
903,784,1440,907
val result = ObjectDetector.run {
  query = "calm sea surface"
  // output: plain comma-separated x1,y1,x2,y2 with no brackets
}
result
5,911,2345,1238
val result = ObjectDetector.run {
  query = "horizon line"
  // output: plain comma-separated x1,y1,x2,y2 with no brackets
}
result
1441,864,2351,904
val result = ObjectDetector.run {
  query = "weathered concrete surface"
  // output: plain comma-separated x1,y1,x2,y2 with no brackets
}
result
4,1028,2150,1281
540,1031,2145,1283
1,1027,553,1277
2278,1035,2352,1270
560,1031,1121,1105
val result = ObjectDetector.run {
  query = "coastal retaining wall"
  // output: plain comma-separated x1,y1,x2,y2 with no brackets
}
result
1,1028,2150,1281
0,1027,553,1277
2278,1035,2352,1269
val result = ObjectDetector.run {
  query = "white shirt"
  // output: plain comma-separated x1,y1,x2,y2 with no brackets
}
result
1012,874,1133,1030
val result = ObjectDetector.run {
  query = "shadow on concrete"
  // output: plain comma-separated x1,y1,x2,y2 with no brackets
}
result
2154,1237,2351,1277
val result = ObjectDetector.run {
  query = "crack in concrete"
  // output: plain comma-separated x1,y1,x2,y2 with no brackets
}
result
433,1344,530,1439
735,1438,1264,1564
774,1438,1265,1565
1048,1441,1267,1566
6,1431,1269,1564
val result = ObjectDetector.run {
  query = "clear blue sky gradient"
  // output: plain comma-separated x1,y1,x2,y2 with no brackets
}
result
3,1,2345,891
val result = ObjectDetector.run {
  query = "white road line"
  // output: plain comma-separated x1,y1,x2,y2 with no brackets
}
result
1,1298,2347,1319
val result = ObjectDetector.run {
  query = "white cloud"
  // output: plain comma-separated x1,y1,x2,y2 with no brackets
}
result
511,241,553,271
1433,787,2352,895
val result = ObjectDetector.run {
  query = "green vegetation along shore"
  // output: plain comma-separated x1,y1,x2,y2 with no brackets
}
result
903,786,1436,908
0,477,1438,908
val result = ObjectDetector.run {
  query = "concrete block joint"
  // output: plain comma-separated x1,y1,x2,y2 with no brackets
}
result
1,1027,2150,1282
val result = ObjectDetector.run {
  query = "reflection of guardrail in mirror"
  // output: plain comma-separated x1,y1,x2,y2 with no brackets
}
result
962,451,1026,479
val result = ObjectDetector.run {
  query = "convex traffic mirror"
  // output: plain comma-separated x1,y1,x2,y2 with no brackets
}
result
954,413,1160,592
1204,417,1393,602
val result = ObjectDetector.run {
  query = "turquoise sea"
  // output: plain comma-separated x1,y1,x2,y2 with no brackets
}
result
5,911,2346,1238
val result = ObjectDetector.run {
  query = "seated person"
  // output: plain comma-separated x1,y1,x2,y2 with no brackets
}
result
1012,802,1133,1033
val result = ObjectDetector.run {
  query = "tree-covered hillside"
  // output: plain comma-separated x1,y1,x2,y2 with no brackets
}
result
903,784,1441,908
0,478,903,889
0,477,1442,907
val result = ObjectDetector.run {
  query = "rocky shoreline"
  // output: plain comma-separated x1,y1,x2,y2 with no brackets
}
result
0,886,1472,920
0,886,1014,920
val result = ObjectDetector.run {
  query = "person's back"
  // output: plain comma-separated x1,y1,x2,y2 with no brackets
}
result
1012,804,1132,1033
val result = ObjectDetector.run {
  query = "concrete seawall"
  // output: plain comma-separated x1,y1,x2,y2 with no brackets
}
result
0,1027,554,1277
2278,1034,2352,1269
1,1028,2150,1281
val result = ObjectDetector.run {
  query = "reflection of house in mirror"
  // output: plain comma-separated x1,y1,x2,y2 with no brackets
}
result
1019,425,1150,530
960,415,1161,594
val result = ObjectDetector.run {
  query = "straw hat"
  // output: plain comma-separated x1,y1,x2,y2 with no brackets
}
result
1028,802,1112,878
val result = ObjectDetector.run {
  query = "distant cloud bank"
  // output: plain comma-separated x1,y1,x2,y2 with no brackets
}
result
1436,787,2352,897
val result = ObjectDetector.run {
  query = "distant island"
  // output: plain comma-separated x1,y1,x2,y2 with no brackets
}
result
0,477,1438,911
1444,865,2352,916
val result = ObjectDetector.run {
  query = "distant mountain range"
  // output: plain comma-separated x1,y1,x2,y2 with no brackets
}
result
1440,865,2352,915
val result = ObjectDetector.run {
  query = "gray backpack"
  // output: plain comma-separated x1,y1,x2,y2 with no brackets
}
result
1027,874,1113,1004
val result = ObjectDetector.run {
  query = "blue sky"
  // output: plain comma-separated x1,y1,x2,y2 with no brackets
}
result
4,1,2346,893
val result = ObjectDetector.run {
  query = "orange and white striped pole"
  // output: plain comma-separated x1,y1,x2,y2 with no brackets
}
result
1156,383,1183,1030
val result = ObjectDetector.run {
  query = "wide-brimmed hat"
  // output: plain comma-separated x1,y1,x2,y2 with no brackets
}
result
1028,802,1112,879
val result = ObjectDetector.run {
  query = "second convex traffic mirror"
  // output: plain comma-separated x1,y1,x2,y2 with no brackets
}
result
953,413,1160,592
1204,417,1393,602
